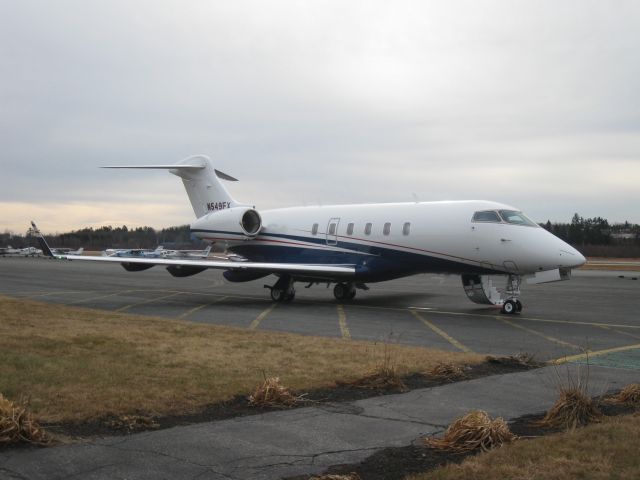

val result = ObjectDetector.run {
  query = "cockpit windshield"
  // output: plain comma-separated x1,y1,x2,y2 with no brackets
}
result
472,211,501,222
472,209,539,227
498,210,539,227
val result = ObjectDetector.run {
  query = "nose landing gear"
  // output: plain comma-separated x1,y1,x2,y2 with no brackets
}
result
500,275,523,314
462,273,523,314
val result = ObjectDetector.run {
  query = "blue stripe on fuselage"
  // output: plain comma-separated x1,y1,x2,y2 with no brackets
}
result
190,228,503,281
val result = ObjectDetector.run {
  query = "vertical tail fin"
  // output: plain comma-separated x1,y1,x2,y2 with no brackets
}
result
102,155,242,218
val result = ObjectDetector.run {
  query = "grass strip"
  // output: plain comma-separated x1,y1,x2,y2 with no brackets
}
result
0,295,482,423
408,413,640,480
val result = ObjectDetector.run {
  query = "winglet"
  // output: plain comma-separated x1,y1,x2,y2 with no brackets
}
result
30,221,55,257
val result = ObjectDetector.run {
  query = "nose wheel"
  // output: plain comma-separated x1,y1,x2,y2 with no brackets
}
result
501,299,523,314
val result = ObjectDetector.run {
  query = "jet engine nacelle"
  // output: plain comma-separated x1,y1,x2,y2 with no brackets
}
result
191,207,262,240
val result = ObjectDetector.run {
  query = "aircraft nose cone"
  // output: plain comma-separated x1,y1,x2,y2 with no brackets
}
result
559,245,586,269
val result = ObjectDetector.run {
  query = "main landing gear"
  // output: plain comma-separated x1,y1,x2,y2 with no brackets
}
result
333,282,356,301
265,277,359,303
264,275,295,302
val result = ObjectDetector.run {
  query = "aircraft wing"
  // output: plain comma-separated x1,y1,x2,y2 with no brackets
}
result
63,254,355,277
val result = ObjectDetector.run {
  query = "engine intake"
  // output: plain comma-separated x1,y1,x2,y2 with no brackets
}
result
190,206,263,242
240,209,261,236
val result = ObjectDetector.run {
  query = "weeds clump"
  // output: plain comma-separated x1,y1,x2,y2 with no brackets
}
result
104,414,159,432
248,376,302,408
0,393,51,446
337,342,406,391
338,364,406,391
606,384,640,406
486,353,538,368
310,474,361,480
538,387,602,430
427,363,466,382
425,410,516,453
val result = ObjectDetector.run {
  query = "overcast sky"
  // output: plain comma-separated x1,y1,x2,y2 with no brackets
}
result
1,1,639,234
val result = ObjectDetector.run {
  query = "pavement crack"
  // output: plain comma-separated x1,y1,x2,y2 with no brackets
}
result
355,412,447,428
0,466,31,480
59,463,121,480
102,442,238,480
308,446,384,466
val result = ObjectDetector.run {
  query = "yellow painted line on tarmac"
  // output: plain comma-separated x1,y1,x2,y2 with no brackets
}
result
27,291,88,298
68,290,132,305
179,296,228,319
337,305,350,339
410,310,472,353
499,317,584,351
425,308,640,331
551,343,640,365
115,292,184,312
249,303,278,330
597,324,640,341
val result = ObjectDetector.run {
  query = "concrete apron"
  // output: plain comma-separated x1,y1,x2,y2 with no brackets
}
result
1,364,639,480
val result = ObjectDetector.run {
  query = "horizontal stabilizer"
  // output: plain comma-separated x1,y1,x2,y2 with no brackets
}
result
101,165,238,181
101,165,205,169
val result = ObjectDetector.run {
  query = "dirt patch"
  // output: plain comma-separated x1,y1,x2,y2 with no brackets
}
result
287,399,637,480
41,360,534,440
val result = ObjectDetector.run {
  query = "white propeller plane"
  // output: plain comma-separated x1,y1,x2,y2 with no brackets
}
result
42,155,586,314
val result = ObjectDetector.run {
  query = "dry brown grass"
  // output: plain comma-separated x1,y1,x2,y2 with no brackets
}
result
310,474,362,480
580,258,640,272
606,383,640,406
336,342,407,391
426,363,466,382
409,413,640,480
0,393,51,446
424,410,516,453
538,387,602,430
248,376,301,408
0,295,483,422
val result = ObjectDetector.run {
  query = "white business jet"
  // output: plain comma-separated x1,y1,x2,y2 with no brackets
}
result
46,155,585,314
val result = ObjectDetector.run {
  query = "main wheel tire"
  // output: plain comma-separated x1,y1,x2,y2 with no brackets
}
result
515,300,523,312
270,288,285,302
284,289,296,302
348,289,356,300
502,300,517,314
333,283,346,300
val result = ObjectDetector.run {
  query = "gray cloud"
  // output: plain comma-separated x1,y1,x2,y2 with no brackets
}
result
1,0,639,232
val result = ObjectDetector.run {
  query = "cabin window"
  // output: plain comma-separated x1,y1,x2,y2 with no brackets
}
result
403,222,411,235
311,223,318,235
498,210,539,227
328,223,337,235
383,222,391,235
346,223,354,235
364,223,372,235
472,211,501,223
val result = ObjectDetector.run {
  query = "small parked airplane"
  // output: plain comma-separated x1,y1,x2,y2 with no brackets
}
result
40,155,586,313
0,246,22,256
20,246,43,257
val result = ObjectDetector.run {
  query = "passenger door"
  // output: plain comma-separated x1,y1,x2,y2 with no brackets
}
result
326,218,340,246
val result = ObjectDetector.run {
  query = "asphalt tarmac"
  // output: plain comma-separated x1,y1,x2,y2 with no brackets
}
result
1,256,639,364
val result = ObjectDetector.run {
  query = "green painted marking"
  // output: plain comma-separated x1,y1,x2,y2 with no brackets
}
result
573,348,640,370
